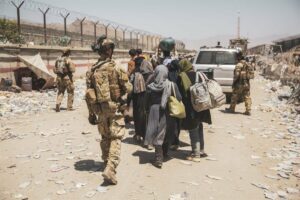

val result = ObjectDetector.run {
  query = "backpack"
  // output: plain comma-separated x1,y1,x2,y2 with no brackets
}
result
55,57,68,75
190,72,212,112
133,72,146,93
240,61,254,80
87,60,112,103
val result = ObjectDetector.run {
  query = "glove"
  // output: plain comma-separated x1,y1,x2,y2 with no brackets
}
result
88,113,98,125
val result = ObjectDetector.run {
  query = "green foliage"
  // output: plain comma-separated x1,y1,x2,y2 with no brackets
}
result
0,18,25,44
58,36,71,46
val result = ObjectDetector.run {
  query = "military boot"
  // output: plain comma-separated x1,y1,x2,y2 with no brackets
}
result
56,104,60,112
225,105,235,113
152,146,163,168
244,110,251,116
102,165,117,185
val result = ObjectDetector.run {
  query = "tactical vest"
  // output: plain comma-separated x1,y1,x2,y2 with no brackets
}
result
87,59,121,103
55,56,69,75
238,60,254,83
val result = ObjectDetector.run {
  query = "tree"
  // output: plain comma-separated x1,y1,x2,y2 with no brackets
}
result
0,18,24,44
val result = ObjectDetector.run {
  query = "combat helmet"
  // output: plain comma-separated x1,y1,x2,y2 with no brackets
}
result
91,35,115,53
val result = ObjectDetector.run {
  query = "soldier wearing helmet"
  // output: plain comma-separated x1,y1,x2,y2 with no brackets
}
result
226,50,254,115
53,48,75,112
85,35,132,185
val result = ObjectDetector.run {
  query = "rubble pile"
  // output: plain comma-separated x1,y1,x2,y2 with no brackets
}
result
0,79,86,118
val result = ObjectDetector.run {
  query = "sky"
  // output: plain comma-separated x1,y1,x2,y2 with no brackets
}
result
2,0,300,49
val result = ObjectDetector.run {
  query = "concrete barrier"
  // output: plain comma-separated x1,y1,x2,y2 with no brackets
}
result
0,44,154,83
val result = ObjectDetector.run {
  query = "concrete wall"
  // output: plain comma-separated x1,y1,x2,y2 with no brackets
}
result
0,44,154,84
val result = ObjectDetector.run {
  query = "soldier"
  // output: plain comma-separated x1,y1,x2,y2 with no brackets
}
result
226,51,254,115
86,35,132,185
53,48,75,112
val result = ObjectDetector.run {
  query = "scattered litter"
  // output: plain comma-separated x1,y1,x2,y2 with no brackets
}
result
7,164,16,168
206,157,218,161
82,131,92,135
286,187,299,194
278,172,290,179
180,181,199,186
56,190,66,195
50,165,69,172
264,191,278,200
232,134,245,140
14,194,27,199
206,175,222,180
32,154,41,159
19,181,31,189
16,154,30,159
251,182,270,190
38,149,51,153
277,190,287,198
179,161,192,166
75,182,87,188
85,191,96,198
55,180,64,185
251,155,261,159
66,156,75,160
96,185,108,193
265,174,279,180
169,192,188,200
47,158,60,161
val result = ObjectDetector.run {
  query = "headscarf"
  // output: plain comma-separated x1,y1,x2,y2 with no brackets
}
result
178,59,193,97
147,65,172,109
147,65,169,92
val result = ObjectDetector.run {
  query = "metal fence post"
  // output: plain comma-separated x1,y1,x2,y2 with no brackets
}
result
11,0,25,35
136,32,139,49
60,13,70,36
78,17,86,47
113,25,119,47
130,31,133,49
105,23,110,37
93,21,99,43
39,7,50,45
122,28,127,48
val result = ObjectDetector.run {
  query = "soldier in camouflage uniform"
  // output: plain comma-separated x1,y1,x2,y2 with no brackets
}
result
53,48,75,112
86,35,132,185
226,51,254,115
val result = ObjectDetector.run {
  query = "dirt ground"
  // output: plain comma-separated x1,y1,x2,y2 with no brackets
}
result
0,76,299,200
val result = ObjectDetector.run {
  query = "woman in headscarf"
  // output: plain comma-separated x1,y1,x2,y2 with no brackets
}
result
177,59,212,162
166,59,181,150
131,50,153,144
145,65,182,168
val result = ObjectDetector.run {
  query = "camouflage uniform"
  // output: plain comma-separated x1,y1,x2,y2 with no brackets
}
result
229,60,253,114
86,57,132,184
54,56,75,111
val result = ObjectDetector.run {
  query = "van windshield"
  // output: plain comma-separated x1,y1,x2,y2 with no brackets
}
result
196,51,237,65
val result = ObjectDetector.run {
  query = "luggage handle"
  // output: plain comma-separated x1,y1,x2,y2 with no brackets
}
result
171,82,177,99
196,71,208,83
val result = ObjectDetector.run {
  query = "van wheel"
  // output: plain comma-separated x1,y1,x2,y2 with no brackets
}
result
226,94,232,104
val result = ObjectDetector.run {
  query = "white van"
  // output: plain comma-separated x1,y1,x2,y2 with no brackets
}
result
193,48,238,101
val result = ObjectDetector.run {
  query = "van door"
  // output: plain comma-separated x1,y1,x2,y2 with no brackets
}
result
214,51,237,86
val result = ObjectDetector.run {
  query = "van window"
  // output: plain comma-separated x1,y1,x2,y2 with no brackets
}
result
196,52,213,64
196,51,237,65
215,51,236,64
